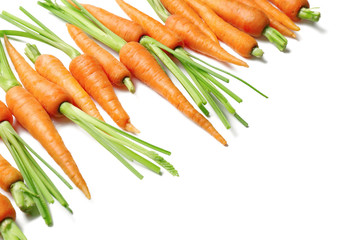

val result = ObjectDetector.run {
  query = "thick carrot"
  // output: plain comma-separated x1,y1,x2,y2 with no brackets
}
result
69,54,138,132
0,100,13,124
82,4,145,42
4,37,72,117
269,0,319,22
165,14,248,66
0,154,23,192
235,0,296,38
119,42,227,145
0,193,15,222
6,86,91,199
200,0,269,37
34,54,103,121
183,0,258,58
159,0,218,43
253,0,300,30
115,0,183,50
66,24,131,89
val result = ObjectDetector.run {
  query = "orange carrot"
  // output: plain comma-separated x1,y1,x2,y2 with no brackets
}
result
34,54,103,121
119,42,227,145
115,0,184,50
0,100,13,125
66,24,131,88
165,14,248,66
5,86,91,199
159,0,218,43
69,54,138,132
200,0,269,37
183,0,258,58
4,37,72,118
82,4,145,42
0,193,16,222
253,0,300,31
0,154,23,192
269,0,308,21
235,0,296,38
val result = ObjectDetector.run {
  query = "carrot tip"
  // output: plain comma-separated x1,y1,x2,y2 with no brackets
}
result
125,123,140,134
81,186,91,200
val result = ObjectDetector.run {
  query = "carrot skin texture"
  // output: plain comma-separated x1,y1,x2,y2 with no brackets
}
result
66,24,131,87
165,15,247,66
252,0,300,30
69,54,131,129
35,54,104,121
184,0,257,59
0,154,23,192
269,0,309,21
120,42,227,145
159,0,218,43
115,0,183,50
6,86,91,199
0,101,13,124
82,4,145,42
4,37,72,117
200,0,269,37
234,0,296,38
0,193,16,222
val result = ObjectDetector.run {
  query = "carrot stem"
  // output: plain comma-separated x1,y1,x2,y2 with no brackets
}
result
0,219,27,240
10,181,37,214
147,0,171,22
251,47,264,58
298,7,321,22
0,38,21,92
262,26,288,52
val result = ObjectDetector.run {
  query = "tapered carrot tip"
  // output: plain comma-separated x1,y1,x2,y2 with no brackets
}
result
125,123,140,134
81,185,91,199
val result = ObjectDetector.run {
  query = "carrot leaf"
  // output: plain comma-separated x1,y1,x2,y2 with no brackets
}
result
147,0,171,22
0,39,21,92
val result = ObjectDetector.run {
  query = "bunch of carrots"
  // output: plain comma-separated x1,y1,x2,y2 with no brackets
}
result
0,0,320,238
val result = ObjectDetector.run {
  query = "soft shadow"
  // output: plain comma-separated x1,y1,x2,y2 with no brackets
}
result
300,21,326,33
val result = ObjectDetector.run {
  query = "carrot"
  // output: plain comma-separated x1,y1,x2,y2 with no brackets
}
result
82,4,145,42
120,42,227,145
253,0,300,31
234,0,296,38
69,53,137,132
115,0,184,50
269,0,320,22
0,193,27,240
6,86,90,199
0,154,23,192
165,14,248,65
159,0,218,43
199,0,287,50
183,0,259,58
0,100,13,124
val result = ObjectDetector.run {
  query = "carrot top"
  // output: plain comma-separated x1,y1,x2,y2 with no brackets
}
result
0,218,27,240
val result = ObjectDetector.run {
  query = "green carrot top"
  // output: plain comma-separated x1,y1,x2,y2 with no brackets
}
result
0,38,21,92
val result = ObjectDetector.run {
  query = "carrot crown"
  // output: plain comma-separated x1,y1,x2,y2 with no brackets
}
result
0,219,27,240
147,0,171,22
0,39,21,92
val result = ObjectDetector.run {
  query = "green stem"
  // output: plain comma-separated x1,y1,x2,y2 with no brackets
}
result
10,181,37,214
0,219,27,240
24,43,40,63
251,47,264,58
262,26,288,52
146,0,170,22
123,77,135,93
0,38,21,92
298,7,321,22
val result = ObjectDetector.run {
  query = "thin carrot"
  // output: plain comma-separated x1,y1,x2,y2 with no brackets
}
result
120,42,227,145
82,4,145,42
183,0,259,58
234,0,296,38
253,0,300,31
115,0,183,50
159,0,218,43
165,14,248,66
0,154,23,192
269,0,320,22
199,0,287,50
0,193,27,240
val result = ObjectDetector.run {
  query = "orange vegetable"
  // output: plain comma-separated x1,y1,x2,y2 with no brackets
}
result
0,100,13,124
159,0,218,42
120,42,227,145
183,0,258,58
0,193,15,222
115,0,183,50
0,154,23,192
165,14,248,66
269,0,309,21
34,54,104,121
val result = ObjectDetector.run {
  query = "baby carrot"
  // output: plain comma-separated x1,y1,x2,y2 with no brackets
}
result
269,0,320,22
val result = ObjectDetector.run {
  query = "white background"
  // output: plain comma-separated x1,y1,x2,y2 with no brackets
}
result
1,0,360,239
